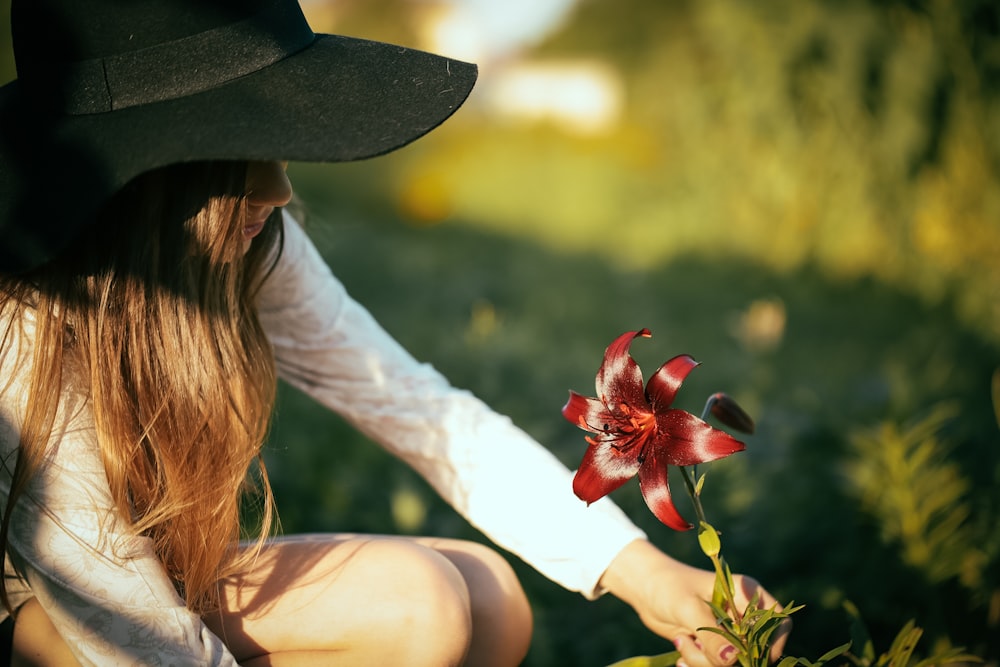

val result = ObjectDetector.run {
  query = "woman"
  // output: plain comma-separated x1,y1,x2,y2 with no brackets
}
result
0,1,788,665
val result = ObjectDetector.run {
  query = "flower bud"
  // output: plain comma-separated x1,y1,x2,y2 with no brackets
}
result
708,392,755,434
698,521,721,558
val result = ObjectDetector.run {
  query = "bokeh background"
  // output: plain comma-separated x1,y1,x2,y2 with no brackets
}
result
3,0,999,663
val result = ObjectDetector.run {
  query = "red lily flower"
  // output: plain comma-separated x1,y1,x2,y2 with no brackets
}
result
562,329,746,530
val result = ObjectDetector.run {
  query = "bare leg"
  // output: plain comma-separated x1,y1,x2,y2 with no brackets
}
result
10,598,80,667
9,534,533,667
204,534,532,667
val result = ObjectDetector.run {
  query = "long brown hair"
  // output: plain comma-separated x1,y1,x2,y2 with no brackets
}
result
0,161,282,614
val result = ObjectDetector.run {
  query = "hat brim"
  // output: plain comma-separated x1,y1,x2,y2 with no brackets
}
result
0,33,477,273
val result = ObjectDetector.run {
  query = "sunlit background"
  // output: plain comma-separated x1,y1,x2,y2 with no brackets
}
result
2,0,999,663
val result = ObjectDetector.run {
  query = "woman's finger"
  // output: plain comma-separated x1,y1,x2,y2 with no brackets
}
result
674,633,735,667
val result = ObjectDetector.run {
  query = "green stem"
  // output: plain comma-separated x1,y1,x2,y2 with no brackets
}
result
682,399,742,626
678,397,718,529
680,463,740,622
679,466,708,527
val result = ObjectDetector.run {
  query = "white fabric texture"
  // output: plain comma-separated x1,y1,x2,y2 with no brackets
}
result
0,210,645,664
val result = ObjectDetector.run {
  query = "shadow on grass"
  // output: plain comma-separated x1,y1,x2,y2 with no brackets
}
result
264,204,1000,665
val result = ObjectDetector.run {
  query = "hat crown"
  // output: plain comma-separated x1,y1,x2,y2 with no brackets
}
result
13,0,268,71
10,0,315,115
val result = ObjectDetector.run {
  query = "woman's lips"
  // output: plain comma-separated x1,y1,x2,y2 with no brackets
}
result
243,221,265,239
243,207,273,239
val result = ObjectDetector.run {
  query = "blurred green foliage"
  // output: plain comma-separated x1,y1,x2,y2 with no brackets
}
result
385,0,1000,344
276,1,1000,660
3,0,999,663
278,173,999,663
847,405,991,591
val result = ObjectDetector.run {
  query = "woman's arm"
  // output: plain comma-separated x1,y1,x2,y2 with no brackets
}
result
258,212,646,596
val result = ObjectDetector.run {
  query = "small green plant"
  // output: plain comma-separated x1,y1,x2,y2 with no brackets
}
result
838,600,981,667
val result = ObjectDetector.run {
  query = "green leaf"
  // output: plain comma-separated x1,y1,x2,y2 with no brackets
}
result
722,559,737,602
708,601,729,620
711,572,728,610
783,602,806,615
750,616,790,653
913,649,984,667
815,642,853,665
698,625,742,645
884,620,920,667
605,651,681,667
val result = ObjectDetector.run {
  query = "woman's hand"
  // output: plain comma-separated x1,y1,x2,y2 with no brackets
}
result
599,539,790,667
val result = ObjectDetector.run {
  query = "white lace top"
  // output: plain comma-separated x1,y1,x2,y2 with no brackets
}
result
0,211,645,665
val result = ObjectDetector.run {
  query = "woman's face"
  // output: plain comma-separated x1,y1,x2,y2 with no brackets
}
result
243,160,292,251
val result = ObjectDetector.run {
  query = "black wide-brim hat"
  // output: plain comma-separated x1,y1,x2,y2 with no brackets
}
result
0,0,477,273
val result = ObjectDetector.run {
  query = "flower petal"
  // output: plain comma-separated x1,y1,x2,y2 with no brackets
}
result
637,448,691,531
646,354,699,412
652,409,747,466
562,391,615,433
572,441,642,503
596,329,652,412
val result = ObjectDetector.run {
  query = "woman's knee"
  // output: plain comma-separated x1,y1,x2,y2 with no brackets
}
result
356,539,474,666
432,540,533,666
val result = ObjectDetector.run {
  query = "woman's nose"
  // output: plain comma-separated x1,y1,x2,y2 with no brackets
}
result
246,161,293,207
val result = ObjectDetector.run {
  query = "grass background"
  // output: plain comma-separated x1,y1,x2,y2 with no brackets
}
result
3,0,999,663
273,167,1000,663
